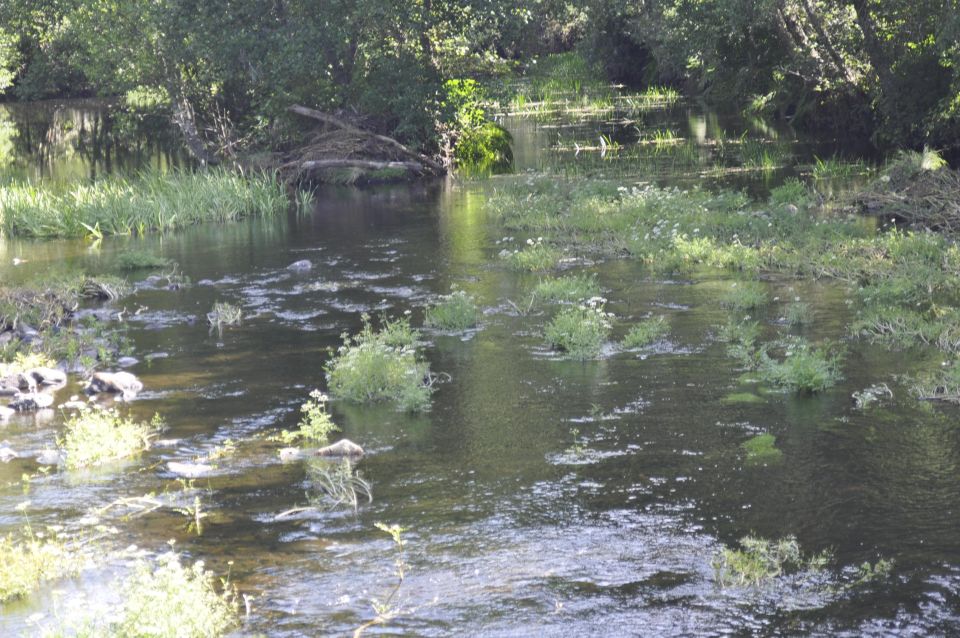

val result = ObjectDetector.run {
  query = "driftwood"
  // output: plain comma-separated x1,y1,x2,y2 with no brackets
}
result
288,105,445,176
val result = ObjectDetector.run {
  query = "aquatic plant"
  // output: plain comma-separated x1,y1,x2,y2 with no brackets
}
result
325,315,433,411
279,390,339,445
910,361,960,404
768,178,810,208
544,297,612,360
0,169,287,239
424,289,480,331
60,408,161,469
207,302,242,329
720,281,769,311
741,433,783,464
455,122,513,173
308,458,372,512
0,508,80,603
532,274,600,304
712,535,830,587
501,239,561,272
784,302,814,326
115,250,172,270
110,552,239,638
621,316,669,348
356,522,408,637
812,155,870,179
758,337,844,393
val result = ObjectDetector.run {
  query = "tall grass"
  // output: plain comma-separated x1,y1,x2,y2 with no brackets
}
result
0,169,288,238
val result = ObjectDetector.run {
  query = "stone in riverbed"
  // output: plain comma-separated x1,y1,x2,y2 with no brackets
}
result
287,259,312,272
116,357,139,368
35,449,62,465
0,406,14,420
315,439,364,458
8,392,54,412
28,367,67,387
84,371,143,399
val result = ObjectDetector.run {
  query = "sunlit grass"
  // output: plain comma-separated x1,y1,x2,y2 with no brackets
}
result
60,408,160,469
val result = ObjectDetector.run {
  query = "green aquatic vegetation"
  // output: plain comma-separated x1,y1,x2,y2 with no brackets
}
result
785,302,814,326
720,281,769,311
355,522,408,637
279,390,339,445
307,458,372,512
713,535,830,587
109,552,239,638
325,315,433,412
207,302,242,329
424,289,480,331
812,155,870,179
758,338,844,393
910,361,960,403
721,392,765,405
0,352,55,377
115,250,172,270
769,178,810,208
455,122,513,173
0,518,81,603
532,274,600,304
739,138,788,171
741,433,783,463
0,169,287,239
60,409,161,469
544,298,612,360
501,240,561,272
621,316,669,348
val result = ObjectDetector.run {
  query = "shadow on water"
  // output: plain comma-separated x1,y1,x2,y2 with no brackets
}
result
1,100,960,636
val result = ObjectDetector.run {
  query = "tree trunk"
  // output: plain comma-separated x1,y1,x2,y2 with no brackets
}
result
171,95,219,166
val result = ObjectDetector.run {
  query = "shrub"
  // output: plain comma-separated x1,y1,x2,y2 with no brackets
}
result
280,390,339,445
621,316,669,348
60,408,160,469
720,281,769,311
544,297,612,360
424,290,480,331
0,525,79,603
325,315,433,412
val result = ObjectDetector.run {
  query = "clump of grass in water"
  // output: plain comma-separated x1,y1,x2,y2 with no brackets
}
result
325,314,433,412
785,301,814,326
812,155,870,179
60,408,162,469
207,301,242,329
741,433,783,464
621,316,669,348
0,503,81,603
720,281,769,311
308,458,372,512
532,273,600,304
501,238,561,272
0,169,287,239
115,250,172,270
424,289,480,331
712,535,830,587
544,297,612,360
758,337,844,393
769,178,810,208
279,390,339,445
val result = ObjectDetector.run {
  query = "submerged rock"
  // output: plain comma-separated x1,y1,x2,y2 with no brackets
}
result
0,406,14,420
116,357,139,368
28,367,67,387
1,372,36,393
287,259,313,272
8,392,55,412
85,371,143,399
315,439,365,458
167,461,214,477
35,449,62,465
0,442,17,462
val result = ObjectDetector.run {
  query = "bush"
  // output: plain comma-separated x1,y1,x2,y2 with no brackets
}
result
544,298,612,359
424,290,480,331
621,316,669,348
325,315,433,412
280,390,339,445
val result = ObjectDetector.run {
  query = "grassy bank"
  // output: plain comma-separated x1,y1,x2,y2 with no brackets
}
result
0,169,288,238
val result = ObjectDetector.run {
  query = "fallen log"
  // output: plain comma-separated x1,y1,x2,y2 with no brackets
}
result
288,105,445,175
297,159,425,172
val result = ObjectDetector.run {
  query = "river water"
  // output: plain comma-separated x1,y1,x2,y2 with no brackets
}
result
1,99,959,636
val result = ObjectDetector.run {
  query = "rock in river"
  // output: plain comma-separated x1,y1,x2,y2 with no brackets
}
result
85,371,144,399
28,367,67,387
8,392,54,412
315,439,365,458
287,259,312,272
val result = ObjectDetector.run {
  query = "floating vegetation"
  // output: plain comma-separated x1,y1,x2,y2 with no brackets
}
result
544,297,612,360
325,315,433,412
811,155,870,180
532,274,600,304
207,302,242,330
741,433,783,464
115,250,173,270
621,316,669,349
720,282,769,311
278,390,339,445
60,408,161,469
721,392,765,405
424,289,480,331
0,169,287,238
712,535,830,587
